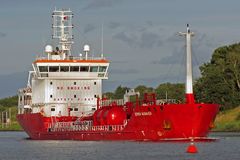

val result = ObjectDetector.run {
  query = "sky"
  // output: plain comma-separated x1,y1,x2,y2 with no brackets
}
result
0,0,240,98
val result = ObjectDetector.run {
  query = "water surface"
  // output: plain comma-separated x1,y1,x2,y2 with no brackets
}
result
0,132,239,160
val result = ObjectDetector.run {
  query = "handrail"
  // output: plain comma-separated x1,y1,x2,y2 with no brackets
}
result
49,120,127,132
98,98,177,108
100,99,124,107
36,56,105,61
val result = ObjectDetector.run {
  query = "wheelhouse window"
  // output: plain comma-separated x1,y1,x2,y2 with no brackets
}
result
74,108,78,111
90,66,98,72
51,107,55,111
60,66,69,72
98,73,104,77
99,66,107,72
80,66,89,72
49,66,59,72
39,66,48,72
70,66,79,72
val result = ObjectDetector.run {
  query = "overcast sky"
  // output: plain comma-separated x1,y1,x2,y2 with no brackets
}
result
0,0,240,98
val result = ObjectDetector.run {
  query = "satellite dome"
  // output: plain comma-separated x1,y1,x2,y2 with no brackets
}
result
83,44,90,52
45,45,53,53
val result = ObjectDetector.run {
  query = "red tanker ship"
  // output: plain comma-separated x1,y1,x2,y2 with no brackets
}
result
17,9,219,141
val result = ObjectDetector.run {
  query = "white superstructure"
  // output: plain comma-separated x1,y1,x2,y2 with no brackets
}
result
18,9,109,117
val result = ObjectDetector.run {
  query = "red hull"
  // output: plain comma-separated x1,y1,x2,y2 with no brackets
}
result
17,103,219,141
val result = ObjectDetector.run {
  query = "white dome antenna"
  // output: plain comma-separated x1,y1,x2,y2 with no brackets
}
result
83,44,90,60
84,44,90,52
45,45,53,53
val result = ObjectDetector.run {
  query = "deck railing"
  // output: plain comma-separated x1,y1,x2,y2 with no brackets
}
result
100,99,124,107
98,98,177,108
48,120,127,132
36,56,105,61
156,99,177,105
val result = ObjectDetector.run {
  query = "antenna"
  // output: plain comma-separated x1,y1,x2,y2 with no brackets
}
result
101,23,104,59
84,44,90,60
52,8,73,59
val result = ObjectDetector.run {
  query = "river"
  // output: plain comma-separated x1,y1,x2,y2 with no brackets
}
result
0,132,239,160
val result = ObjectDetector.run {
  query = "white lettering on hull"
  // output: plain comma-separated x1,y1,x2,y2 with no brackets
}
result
134,111,152,116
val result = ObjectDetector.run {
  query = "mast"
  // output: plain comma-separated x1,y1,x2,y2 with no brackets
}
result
52,8,73,59
101,23,104,58
179,24,195,104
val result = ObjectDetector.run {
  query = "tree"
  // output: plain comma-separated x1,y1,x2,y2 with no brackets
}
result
0,96,18,108
113,85,130,99
134,85,154,99
103,92,114,99
195,43,240,109
155,83,185,101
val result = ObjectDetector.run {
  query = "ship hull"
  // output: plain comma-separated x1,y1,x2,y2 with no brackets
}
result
17,103,219,141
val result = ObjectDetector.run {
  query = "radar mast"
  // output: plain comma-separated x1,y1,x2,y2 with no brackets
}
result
52,8,73,59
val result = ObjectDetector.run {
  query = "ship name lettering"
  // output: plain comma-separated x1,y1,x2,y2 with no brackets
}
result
135,111,152,116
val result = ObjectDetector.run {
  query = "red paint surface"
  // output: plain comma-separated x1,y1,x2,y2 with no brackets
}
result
17,99,219,141
185,93,195,104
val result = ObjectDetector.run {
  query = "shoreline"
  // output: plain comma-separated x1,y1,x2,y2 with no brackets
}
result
0,129,23,132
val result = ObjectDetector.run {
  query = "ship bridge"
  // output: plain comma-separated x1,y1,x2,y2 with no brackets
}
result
33,58,109,79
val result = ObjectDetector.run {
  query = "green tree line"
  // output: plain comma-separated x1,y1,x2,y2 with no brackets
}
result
195,43,240,110
0,96,18,111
